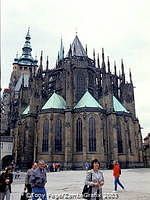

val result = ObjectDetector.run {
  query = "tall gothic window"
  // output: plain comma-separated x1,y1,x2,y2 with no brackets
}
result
55,119,62,152
42,119,49,152
89,117,96,152
76,118,83,152
76,72,85,101
88,72,94,88
127,124,132,153
117,120,123,153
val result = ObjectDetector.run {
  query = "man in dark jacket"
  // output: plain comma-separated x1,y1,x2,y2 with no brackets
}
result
0,167,13,200
29,160,47,200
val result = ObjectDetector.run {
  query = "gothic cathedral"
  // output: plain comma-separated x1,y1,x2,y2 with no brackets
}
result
4,29,144,169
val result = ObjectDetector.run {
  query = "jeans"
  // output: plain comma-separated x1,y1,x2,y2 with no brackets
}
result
32,188,47,200
0,190,10,200
114,177,124,191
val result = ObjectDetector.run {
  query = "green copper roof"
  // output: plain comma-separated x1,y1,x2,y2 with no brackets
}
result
74,91,103,109
113,96,129,113
22,105,30,115
42,92,66,109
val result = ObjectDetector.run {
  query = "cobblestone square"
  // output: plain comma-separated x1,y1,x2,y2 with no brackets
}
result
10,168,150,200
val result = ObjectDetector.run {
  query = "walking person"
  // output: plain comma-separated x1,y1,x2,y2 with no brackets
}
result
84,159,104,200
0,167,13,200
29,160,47,200
25,162,37,194
112,161,125,192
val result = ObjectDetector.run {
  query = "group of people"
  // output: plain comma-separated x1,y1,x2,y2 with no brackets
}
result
45,163,61,172
0,159,125,200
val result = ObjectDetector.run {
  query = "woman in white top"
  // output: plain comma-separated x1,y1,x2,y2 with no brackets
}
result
85,159,104,200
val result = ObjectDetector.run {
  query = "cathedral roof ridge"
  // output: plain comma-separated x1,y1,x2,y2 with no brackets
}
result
42,92,66,109
74,90,103,109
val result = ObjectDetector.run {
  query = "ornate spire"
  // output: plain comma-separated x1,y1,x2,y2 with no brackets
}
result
14,28,38,66
39,50,43,73
58,37,64,61
68,44,72,57
129,68,133,84
107,56,110,72
85,44,88,55
93,48,95,64
97,53,100,68
22,27,32,57
102,48,106,72
121,59,125,83
46,56,49,71
114,61,117,75
121,59,125,75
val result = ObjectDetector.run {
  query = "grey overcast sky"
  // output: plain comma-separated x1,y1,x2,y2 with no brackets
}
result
1,0,150,138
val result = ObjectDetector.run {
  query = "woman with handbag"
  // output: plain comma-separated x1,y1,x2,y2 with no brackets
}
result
0,167,13,200
84,159,104,200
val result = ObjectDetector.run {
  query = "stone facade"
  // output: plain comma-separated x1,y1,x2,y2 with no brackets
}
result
2,30,144,169
143,133,150,167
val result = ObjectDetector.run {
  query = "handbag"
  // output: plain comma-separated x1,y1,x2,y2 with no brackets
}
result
82,172,92,199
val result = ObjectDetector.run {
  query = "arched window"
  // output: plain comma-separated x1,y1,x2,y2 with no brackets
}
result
42,119,49,152
76,118,83,152
76,72,85,101
88,71,94,88
89,117,96,152
55,119,62,152
117,120,123,153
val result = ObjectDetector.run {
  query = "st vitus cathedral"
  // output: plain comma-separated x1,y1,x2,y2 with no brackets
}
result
3,29,144,169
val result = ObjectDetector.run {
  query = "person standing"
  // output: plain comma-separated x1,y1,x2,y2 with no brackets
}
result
0,167,13,200
85,159,104,200
113,161,125,192
25,162,37,194
29,160,47,200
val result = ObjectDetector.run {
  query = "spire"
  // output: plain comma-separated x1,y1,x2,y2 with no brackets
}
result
114,61,117,75
85,44,88,55
57,52,60,62
58,37,64,61
22,27,32,57
15,28,37,66
93,48,95,64
102,48,106,72
97,53,100,68
121,59,125,75
129,68,133,84
107,56,110,72
46,56,49,71
67,35,87,57
121,59,125,83
40,50,43,67
68,44,72,57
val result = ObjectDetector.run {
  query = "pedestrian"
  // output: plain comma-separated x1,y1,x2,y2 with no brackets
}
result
84,162,90,170
0,166,13,200
84,159,104,200
112,160,125,192
25,162,38,194
29,160,47,200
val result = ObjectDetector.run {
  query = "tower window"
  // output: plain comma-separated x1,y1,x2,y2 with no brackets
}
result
89,117,96,152
76,118,83,152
